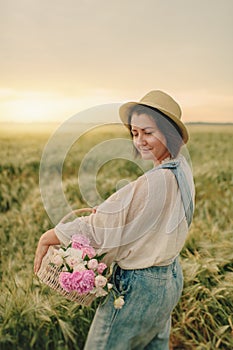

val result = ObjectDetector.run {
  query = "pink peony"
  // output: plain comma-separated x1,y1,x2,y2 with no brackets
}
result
59,272,73,292
81,246,96,259
70,270,95,294
69,271,82,291
72,234,90,249
97,262,107,274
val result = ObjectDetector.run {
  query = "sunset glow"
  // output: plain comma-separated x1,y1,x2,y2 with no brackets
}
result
1,1,232,124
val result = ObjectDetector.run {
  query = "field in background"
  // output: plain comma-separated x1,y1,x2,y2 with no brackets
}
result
0,124,233,349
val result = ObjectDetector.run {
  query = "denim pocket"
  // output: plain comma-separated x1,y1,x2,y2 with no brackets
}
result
112,266,134,295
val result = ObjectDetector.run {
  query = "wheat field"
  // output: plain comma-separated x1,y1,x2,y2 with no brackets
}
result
0,123,232,349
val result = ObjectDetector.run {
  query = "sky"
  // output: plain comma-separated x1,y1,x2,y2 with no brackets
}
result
1,0,233,124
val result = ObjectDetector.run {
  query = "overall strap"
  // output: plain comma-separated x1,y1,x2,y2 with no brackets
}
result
157,161,194,227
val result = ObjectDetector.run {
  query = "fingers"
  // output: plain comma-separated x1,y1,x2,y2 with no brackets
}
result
34,257,40,274
34,244,49,274
34,229,60,274
34,253,43,274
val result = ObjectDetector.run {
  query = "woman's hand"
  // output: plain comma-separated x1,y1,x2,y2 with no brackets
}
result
34,229,60,273
34,242,49,274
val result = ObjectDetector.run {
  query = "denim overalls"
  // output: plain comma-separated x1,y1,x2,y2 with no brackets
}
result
84,160,194,350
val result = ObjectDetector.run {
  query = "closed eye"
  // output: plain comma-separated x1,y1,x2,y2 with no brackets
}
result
131,131,138,136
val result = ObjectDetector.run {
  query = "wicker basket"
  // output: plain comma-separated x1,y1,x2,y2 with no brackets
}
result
36,208,97,306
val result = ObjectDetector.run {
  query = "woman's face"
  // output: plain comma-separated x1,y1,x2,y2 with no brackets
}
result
131,113,170,165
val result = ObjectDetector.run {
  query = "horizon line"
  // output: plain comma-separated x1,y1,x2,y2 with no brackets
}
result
0,121,233,125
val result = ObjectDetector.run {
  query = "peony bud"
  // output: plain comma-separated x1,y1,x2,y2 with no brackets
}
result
114,296,125,309
87,259,99,270
95,275,107,288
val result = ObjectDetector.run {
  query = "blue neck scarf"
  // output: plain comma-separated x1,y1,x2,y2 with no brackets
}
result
154,160,194,227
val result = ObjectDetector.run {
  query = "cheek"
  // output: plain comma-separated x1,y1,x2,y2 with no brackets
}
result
152,133,167,148
133,138,139,149
153,138,165,148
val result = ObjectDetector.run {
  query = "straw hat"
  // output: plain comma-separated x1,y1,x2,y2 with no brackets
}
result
119,90,189,143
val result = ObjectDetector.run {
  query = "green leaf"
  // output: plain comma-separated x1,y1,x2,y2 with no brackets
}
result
96,253,107,261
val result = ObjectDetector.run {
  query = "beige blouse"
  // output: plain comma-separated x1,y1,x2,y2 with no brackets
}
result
55,155,195,269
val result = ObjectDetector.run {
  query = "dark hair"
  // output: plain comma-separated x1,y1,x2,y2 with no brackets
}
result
128,104,183,158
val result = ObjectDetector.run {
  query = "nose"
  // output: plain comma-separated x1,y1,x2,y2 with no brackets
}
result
137,133,147,146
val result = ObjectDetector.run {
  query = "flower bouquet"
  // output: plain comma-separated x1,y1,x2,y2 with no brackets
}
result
36,208,125,309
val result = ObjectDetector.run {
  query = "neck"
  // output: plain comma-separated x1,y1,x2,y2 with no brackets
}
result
153,151,171,166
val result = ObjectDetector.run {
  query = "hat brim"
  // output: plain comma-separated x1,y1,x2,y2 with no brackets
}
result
119,101,189,144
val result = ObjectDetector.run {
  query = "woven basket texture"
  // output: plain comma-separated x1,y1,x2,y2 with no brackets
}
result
37,208,96,306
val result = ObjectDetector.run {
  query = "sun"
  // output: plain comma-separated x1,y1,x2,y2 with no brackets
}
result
1,93,99,123
8,97,57,123
0,89,123,124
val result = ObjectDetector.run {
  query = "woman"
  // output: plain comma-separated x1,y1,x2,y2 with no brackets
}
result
34,90,195,350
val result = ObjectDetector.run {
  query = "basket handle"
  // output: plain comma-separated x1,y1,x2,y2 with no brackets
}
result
60,207,95,224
